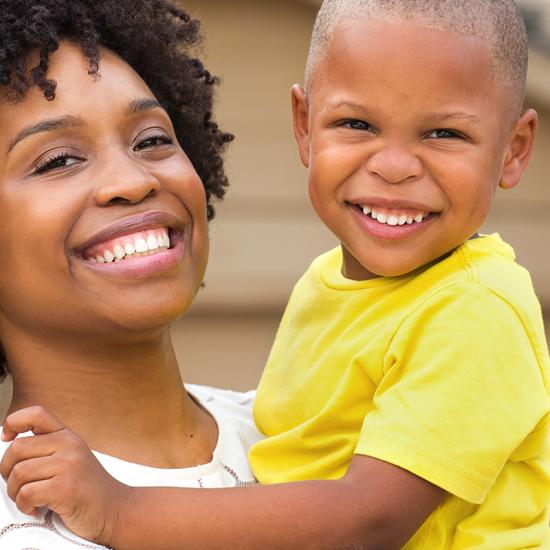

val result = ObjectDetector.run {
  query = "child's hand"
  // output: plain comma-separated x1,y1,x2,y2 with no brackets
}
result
0,406,129,545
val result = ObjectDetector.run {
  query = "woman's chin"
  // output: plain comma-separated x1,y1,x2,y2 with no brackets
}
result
96,295,194,336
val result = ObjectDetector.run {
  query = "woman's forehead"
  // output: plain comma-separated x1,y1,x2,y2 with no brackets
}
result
0,42,158,142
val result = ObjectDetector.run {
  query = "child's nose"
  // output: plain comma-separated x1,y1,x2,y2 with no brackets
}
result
92,155,161,206
365,145,422,185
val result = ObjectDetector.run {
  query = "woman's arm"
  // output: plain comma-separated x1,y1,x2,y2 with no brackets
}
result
1,406,443,550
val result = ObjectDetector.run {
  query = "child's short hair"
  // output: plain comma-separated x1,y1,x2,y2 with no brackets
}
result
0,0,233,379
307,0,528,117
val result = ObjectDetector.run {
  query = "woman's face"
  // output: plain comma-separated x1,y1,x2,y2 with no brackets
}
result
0,42,209,348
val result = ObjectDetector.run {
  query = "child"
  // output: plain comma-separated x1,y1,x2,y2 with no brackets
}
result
2,0,549,548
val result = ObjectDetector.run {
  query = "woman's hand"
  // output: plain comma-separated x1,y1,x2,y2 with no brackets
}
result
0,406,130,545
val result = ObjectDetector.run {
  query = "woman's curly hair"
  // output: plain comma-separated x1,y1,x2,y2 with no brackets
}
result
0,0,233,379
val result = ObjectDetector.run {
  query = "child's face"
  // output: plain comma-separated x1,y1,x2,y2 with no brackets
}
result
293,20,537,279
0,43,209,347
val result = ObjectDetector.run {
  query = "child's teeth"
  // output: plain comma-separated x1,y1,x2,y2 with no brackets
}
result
125,243,135,255
135,238,148,253
362,207,429,226
96,256,106,263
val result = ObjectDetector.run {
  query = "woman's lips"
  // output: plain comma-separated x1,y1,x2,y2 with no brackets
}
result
74,210,187,278
76,211,183,253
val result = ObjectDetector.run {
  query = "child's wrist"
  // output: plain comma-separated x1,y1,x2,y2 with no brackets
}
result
98,481,135,549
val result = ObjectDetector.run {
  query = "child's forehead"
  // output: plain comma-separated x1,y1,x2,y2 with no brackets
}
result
306,1,528,118
312,20,494,98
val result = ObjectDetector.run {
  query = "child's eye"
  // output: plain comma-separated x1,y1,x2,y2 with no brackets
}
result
134,133,174,151
34,152,84,175
427,129,464,139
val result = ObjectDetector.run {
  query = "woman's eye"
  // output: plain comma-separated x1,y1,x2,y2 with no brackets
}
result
341,120,375,132
34,153,83,175
134,134,174,151
428,129,463,139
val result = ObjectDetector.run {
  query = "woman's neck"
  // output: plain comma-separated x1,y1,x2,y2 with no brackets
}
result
5,331,218,469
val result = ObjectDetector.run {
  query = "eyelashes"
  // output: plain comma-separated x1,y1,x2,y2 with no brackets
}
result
32,132,175,176
133,133,174,150
34,151,83,175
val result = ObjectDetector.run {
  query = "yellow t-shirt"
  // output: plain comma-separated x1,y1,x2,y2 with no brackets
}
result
251,234,550,549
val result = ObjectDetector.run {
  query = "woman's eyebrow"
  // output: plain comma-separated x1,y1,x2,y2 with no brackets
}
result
128,98,163,115
8,114,85,153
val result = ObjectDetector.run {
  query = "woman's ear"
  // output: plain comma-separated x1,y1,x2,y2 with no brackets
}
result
291,84,310,168
499,108,538,190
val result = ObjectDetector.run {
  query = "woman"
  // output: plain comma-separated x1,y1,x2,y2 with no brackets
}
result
0,1,260,547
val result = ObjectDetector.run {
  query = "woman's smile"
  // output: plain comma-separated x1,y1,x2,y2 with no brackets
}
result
75,211,187,279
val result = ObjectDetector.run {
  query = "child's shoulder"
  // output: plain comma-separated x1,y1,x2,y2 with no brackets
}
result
406,234,537,310
440,234,543,330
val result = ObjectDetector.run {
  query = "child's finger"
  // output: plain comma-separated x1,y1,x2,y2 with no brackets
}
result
5,455,57,505
0,431,67,480
2,406,65,441
14,478,53,517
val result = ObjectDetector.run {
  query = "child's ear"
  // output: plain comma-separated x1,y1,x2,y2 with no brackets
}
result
291,84,310,168
499,108,538,190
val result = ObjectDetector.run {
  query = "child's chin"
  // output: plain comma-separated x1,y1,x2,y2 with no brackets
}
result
367,260,427,279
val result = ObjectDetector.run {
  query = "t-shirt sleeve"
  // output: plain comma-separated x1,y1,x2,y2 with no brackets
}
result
355,283,549,504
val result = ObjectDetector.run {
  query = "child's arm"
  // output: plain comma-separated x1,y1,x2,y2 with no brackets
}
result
1,406,443,550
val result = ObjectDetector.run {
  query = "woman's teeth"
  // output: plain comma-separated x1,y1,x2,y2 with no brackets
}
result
361,206,428,226
86,228,171,264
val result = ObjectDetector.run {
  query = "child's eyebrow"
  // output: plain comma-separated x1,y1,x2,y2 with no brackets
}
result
322,101,481,127
7,115,85,153
430,112,481,125
323,100,371,115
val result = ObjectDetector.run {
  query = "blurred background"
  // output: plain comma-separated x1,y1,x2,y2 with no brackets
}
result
0,0,549,414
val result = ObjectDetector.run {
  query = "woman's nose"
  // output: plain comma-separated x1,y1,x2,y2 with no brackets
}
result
365,145,422,185
93,155,161,206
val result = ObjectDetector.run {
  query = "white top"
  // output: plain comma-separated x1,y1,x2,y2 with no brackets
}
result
0,385,262,549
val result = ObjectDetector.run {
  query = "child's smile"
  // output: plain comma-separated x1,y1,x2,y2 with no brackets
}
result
293,19,536,281
349,199,436,241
